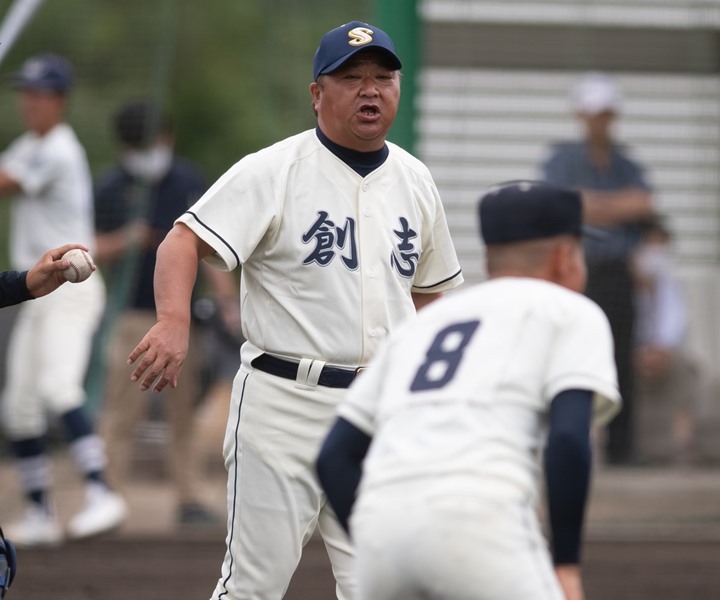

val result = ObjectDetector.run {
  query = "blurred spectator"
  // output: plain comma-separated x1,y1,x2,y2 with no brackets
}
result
0,54,126,547
632,216,697,464
540,72,656,465
94,100,240,526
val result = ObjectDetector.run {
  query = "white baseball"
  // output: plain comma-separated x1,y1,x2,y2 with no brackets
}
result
61,248,95,283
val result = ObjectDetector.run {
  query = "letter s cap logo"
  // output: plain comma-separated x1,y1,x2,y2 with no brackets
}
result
347,27,374,46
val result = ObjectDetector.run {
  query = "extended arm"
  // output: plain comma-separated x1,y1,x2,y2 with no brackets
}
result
0,169,21,197
94,220,152,264
581,188,653,227
316,417,372,534
412,291,443,312
128,223,214,392
544,389,594,600
0,243,91,307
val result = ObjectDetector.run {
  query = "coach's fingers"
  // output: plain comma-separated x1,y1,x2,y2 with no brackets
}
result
128,338,151,367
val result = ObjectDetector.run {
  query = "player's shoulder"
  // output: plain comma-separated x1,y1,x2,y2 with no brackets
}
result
168,156,207,186
93,164,128,195
385,141,434,180
544,140,583,160
474,277,607,323
45,122,82,147
228,129,320,174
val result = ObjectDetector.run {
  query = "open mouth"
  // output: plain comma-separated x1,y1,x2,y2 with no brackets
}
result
358,104,380,118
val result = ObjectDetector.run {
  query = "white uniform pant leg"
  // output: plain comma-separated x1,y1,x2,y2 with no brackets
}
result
2,275,105,439
318,499,356,600
353,493,564,600
210,367,355,600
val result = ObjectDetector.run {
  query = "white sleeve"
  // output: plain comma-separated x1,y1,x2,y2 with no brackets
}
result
544,299,622,426
2,139,63,197
411,178,463,293
175,155,279,271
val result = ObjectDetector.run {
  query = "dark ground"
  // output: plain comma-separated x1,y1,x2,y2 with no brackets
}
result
10,533,720,600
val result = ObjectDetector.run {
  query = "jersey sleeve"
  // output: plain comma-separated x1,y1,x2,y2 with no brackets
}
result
175,155,279,272
1,137,64,197
411,179,464,293
0,270,31,308
543,298,621,426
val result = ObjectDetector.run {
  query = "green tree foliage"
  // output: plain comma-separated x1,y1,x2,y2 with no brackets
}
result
0,0,370,268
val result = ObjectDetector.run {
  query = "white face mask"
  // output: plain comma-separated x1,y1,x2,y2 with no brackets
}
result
635,245,672,279
121,144,173,183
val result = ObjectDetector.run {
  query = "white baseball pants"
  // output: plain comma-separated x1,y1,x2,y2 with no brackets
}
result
2,274,105,439
352,489,565,600
210,365,355,600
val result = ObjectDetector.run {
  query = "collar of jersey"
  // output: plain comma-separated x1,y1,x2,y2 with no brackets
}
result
315,126,389,177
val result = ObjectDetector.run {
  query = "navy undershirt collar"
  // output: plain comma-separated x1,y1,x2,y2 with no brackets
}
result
316,127,389,177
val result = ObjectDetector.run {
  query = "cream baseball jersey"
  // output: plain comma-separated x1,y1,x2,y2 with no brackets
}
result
176,129,463,367
1,123,95,270
339,277,621,504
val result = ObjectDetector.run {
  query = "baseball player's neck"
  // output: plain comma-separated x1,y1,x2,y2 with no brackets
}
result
316,126,389,176
486,237,585,293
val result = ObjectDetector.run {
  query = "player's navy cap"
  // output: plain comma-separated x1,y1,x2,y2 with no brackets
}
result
313,21,402,80
10,53,73,93
479,180,601,245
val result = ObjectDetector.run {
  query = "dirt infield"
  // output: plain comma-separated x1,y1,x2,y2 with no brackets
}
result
9,534,720,600
3,453,720,599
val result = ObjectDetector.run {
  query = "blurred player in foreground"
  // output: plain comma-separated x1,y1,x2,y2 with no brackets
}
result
0,243,93,307
0,54,125,547
128,20,462,600
318,181,621,600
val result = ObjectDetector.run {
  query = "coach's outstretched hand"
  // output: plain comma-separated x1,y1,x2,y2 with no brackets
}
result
26,243,92,299
128,318,190,394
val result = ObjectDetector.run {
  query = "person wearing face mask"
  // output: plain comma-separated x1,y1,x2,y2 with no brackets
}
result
93,100,241,527
632,215,697,464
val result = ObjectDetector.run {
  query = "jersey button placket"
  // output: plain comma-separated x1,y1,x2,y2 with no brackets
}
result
358,180,380,362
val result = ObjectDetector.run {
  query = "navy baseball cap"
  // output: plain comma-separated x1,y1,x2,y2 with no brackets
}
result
313,21,402,80
10,53,73,93
479,180,599,245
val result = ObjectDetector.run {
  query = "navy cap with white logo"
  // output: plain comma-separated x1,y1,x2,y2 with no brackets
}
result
10,53,73,93
478,180,594,246
313,21,402,80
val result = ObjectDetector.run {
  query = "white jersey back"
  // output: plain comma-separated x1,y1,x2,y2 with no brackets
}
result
2,123,95,270
176,129,463,367
339,277,621,505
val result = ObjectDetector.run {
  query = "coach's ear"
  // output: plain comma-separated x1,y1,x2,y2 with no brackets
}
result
309,80,322,115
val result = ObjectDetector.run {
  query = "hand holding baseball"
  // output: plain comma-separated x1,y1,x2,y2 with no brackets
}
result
61,248,96,283
26,243,94,299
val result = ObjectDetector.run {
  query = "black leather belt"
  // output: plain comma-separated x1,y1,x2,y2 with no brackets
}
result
251,353,363,389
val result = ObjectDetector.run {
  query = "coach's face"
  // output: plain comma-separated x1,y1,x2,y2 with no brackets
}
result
310,49,401,152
